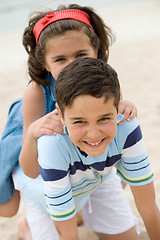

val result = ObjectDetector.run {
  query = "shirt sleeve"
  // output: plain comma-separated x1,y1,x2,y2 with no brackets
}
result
38,134,76,221
116,117,154,186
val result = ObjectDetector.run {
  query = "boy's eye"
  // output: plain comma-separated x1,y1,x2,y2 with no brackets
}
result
73,120,86,125
98,117,110,122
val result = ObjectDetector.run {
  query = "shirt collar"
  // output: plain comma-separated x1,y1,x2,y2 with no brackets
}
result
117,113,124,124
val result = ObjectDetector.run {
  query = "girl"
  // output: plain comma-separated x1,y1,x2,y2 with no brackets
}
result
0,4,137,239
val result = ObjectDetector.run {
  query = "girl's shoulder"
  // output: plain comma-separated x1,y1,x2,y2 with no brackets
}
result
23,81,46,120
24,81,45,102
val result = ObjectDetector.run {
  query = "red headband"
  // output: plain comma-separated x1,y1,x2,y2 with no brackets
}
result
33,9,94,44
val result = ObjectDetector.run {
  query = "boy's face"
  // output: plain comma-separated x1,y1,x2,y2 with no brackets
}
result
58,95,119,157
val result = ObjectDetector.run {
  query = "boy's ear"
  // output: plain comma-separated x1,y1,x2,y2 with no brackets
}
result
56,103,65,125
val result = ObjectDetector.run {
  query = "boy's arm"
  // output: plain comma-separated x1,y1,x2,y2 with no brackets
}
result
54,216,79,240
131,182,160,240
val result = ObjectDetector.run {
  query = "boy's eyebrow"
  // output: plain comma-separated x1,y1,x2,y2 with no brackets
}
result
100,113,115,117
69,112,115,121
69,117,85,121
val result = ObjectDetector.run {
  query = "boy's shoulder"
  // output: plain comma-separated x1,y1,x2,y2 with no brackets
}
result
117,114,139,133
38,132,73,154
115,114,141,151
38,133,74,168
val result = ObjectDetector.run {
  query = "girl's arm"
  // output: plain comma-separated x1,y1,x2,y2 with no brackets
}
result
54,216,79,240
0,190,20,217
19,81,63,178
131,182,160,240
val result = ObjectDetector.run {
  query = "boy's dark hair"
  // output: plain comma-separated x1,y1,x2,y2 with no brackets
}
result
55,57,120,116
23,4,114,85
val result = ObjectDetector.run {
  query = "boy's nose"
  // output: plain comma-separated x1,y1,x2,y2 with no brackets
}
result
86,127,101,140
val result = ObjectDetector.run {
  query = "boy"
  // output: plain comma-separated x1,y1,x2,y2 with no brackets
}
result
38,57,160,240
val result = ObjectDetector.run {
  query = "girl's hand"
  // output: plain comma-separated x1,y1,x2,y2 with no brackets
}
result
29,109,64,139
20,109,64,178
118,100,137,125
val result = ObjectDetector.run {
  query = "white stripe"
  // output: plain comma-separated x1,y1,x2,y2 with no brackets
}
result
97,166,113,176
121,139,146,158
70,169,95,184
43,174,69,191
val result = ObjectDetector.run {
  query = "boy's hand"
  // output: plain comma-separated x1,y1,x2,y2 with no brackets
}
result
118,100,137,125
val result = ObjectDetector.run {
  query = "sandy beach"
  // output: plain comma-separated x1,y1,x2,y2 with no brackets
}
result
0,0,160,239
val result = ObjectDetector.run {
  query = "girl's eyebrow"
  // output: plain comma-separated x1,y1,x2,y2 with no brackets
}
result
76,49,89,53
51,55,64,60
51,49,89,60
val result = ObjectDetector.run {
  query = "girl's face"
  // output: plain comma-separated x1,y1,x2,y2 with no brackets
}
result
45,30,98,80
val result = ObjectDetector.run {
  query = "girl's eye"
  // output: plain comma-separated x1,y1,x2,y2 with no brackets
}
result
55,58,65,62
76,53,87,58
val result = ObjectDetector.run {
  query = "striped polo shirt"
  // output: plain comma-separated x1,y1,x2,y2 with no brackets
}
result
38,115,153,221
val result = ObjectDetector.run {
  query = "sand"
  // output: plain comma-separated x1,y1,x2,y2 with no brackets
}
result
0,0,160,239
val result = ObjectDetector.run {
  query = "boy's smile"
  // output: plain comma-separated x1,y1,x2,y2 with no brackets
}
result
60,95,119,157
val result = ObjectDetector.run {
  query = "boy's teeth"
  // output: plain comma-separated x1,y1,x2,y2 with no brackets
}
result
87,140,102,145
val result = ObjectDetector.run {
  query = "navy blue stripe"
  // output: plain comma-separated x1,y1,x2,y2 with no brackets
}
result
90,154,121,170
39,165,67,181
122,156,148,165
122,163,150,172
124,126,142,149
44,188,72,199
49,196,73,206
69,154,121,174
69,161,90,175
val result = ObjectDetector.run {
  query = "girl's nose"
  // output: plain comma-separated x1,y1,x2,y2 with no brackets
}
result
68,58,75,65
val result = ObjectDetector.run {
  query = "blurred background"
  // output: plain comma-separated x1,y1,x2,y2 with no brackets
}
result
0,0,160,239
0,0,145,33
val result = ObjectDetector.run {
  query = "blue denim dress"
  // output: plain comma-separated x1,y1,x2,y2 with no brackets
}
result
0,74,56,204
